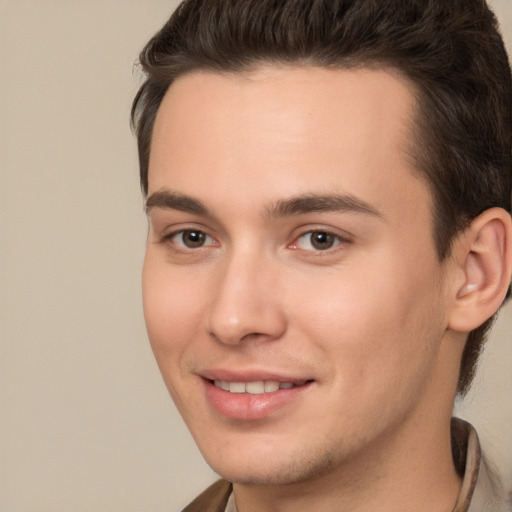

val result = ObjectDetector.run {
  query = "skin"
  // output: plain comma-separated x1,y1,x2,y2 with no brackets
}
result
143,66,469,512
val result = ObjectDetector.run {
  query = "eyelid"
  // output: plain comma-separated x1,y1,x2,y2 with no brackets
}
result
173,230,216,249
156,224,219,249
288,226,353,252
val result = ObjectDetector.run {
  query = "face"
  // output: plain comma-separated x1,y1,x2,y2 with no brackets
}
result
143,66,456,485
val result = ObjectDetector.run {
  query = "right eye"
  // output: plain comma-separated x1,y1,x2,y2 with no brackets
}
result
168,229,216,249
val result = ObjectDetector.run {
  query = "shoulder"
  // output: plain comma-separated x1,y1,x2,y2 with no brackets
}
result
181,479,232,512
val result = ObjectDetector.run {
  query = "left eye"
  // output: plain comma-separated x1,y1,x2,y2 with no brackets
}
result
293,231,344,251
171,229,215,249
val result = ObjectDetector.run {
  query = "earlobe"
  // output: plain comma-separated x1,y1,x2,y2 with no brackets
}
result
448,208,512,333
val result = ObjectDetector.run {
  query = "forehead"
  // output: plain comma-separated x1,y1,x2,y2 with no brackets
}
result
148,65,430,223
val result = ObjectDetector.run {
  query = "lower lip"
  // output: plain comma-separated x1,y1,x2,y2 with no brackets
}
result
203,379,313,420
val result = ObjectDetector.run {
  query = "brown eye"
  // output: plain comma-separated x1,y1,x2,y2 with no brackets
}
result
310,232,336,250
293,230,345,251
159,228,217,253
180,230,207,248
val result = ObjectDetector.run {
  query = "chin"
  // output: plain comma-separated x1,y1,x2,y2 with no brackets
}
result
209,463,315,487
200,440,341,486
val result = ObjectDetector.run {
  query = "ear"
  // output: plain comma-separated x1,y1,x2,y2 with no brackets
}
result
447,207,512,333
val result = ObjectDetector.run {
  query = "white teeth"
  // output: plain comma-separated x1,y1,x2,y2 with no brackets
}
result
213,379,302,394
245,381,265,394
264,380,280,392
215,380,230,391
229,382,246,393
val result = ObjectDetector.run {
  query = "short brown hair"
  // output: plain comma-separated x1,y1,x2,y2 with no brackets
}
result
131,0,512,394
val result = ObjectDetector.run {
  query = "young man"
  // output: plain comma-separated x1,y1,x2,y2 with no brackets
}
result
131,1,512,511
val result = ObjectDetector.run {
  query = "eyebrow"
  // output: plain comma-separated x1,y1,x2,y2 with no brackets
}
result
145,190,208,215
145,189,383,219
266,194,383,219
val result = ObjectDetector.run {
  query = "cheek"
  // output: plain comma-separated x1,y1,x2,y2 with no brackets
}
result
141,254,205,367
291,251,445,392
142,255,212,418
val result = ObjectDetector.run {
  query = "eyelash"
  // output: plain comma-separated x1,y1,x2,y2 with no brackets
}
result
290,230,350,252
158,228,350,254
159,229,217,250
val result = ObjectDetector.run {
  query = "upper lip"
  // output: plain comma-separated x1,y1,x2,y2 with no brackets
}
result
199,369,313,383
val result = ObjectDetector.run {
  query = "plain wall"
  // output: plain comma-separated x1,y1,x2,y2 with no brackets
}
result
0,1,510,510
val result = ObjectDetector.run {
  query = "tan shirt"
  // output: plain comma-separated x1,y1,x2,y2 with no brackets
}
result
182,419,510,512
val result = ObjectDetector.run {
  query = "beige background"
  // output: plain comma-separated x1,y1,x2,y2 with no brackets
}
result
0,1,510,510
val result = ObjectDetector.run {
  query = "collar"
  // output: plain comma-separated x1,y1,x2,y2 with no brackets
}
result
452,418,480,511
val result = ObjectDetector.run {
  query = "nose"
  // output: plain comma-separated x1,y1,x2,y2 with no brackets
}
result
206,252,287,346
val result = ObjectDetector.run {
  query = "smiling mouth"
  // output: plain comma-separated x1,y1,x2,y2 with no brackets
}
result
212,379,309,395
204,377,314,419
